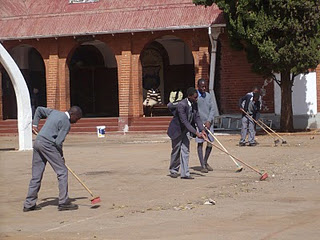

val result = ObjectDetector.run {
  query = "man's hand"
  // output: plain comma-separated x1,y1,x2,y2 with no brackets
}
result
204,121,211,129
201,130,207,139
32,126,39,135
196,132,202,138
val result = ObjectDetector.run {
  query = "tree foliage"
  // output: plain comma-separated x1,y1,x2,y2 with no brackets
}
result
194,0,320,131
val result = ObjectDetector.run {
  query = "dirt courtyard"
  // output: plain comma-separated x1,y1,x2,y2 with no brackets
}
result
0,131,319,240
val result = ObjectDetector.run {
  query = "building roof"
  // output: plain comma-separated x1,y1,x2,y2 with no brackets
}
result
0,0,224,41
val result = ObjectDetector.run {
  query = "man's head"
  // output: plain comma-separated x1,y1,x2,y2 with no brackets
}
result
187,87,198,103
68,106,82,123
252,86,260,94
253,92,260,101
197,79,207,94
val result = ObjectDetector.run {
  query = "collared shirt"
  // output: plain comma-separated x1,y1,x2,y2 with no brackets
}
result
197,90,206,98
187,98,192,107
65,111,70,119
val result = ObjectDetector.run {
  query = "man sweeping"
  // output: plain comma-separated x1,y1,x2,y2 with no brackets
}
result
239,91,261,146
23,106,82,212
196,79,215,173
167,87,207,179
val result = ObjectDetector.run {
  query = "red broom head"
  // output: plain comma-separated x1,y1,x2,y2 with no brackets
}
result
260,172,268,181
91,196,101,204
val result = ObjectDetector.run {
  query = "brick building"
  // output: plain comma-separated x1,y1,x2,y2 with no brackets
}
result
1,0,317,130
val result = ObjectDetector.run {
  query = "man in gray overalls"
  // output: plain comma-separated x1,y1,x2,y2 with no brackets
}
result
23,106,82,212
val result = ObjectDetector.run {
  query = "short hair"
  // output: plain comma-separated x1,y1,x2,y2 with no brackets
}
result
69,106,82,118
197,78,206,86
253,92,260,100
252,86,260,91
187,87,197,97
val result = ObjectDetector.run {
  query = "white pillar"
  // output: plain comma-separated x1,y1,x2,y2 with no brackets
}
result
208,25,224,116
0,43,32,150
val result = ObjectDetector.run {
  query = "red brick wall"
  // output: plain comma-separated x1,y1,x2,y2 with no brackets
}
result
0,71,2,119
218,33,274,114
0,29,272,119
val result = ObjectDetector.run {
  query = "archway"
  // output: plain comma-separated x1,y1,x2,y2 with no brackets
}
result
1,45,46,119
140,35,195,110
68,41,118,117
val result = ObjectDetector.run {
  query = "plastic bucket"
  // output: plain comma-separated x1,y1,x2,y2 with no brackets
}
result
96,126,106,138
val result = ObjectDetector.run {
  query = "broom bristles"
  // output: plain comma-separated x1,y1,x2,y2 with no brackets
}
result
91,197,101,204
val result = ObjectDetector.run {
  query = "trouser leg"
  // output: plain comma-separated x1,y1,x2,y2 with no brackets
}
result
24,140,47,208
197,143,205,168
39,139,69,205
240,116,248,143
203,144,212,165
169,136,182,174
248,119,256,144
180,133,190,178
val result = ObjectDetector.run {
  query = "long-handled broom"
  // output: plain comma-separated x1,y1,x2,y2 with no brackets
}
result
240,109,280,146
33,131,101,204
258,119,287,144
203,136,268,181
66,164,101,204
204,125,243,172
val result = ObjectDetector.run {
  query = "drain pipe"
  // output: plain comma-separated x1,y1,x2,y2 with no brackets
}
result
208,25,223,116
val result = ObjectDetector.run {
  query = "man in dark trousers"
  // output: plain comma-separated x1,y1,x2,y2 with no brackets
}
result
196,79,215,173
167,87,207,179
23,106,82,212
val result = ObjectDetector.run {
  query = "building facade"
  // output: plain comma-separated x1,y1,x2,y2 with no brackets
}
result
1,0,318,129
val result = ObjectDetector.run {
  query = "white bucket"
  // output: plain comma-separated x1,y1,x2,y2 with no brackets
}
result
96,126,106,138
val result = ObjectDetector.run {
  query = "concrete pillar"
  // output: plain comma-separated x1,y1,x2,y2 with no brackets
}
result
0,43,32,150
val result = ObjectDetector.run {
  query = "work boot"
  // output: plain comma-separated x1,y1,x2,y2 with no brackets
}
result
58,203,78,211
23,205,42,212
206,164,213,171
169,172,179,178
181,176,194,180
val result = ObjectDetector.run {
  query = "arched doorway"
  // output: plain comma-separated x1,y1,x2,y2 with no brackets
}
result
68,41,118,117
140,36,195,109
1,45,46,119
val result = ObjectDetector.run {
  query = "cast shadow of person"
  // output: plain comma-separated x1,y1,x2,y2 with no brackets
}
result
38,197,87,208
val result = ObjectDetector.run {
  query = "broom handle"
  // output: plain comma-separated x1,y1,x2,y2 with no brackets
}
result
258,119,286,141
33,132,95,197
240,109,277,140
203,137,262,175
66,164,94,197
204,125,242,168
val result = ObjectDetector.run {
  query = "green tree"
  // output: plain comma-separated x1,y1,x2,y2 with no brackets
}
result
194,0,320,131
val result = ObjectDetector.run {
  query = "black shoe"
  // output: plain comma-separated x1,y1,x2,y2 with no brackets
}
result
200,168,208,173
205,164,213,171
23,205,42,212
239,142,246,146
181,176,194,179
170,172,179,178
248,143,256,146
58,203,78,211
